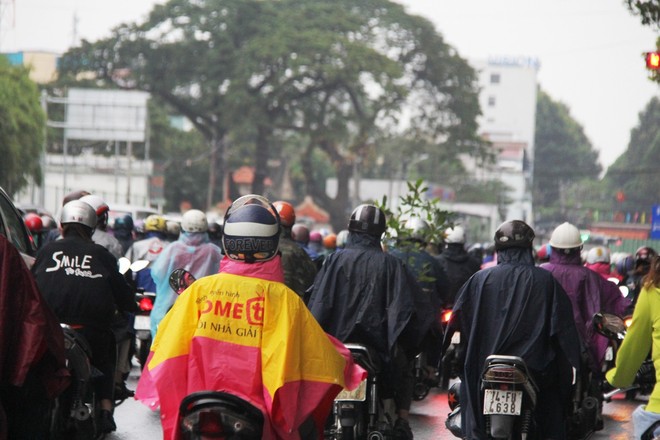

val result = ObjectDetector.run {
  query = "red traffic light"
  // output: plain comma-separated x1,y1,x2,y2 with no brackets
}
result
646,52,660,70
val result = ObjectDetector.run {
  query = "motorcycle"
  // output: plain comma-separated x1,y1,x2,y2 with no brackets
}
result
445,355,540,440
167,268,268,439
412,308,452,401
49,324,102,440
324,343,395,440
134,289,155,369
118,257,152,370
439,308,460,390
592,312,655,402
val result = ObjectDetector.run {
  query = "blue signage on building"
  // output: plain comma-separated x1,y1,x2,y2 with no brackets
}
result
651,205,660,240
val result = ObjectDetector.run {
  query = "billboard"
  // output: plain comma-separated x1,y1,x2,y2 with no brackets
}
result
651,205,660,240
66,88,149,142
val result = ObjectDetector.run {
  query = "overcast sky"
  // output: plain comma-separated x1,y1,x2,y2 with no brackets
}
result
1,0,657,169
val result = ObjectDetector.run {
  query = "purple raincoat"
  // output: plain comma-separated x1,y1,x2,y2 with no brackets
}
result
541,250,631,372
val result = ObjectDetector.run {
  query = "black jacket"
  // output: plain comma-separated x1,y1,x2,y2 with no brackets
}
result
32,236,136,329
445,246,581,439
306,232,434,362
436,243,482,307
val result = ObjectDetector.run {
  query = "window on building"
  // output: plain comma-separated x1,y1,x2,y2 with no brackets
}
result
490,73,500,84
488,96,496,107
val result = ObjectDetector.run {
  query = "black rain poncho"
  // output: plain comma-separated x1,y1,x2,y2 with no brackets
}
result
306,232,434,362
446,247,581,439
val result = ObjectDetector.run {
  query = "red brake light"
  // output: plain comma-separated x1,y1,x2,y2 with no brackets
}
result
197,411,224,435
441,310,453,324
139,297,154,312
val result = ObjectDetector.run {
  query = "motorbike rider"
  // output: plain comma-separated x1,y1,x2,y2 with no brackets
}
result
625,246,658,310
444,220,581,440
0,233,69,439
149,209,223,339
24,212,45,249
292,223,323,269
607,254,660,439
31,200,137,434
584,245,614,280
113,214,135,254
79,194,124,259
272,200,317,298
306,204,435,439
42,189,91,245
389,217,450,383
541,223,630,377
135,194,365,440
125,214,170,294
436,225,482,307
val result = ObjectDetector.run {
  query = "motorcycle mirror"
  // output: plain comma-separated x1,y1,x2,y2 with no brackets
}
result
130,260,150,273
592,312,625,338
118,257,131,274
169,268,196,295
619,285,630,297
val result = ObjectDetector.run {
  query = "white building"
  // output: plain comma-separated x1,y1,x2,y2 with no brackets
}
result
466,56,539,225
15,152,156,216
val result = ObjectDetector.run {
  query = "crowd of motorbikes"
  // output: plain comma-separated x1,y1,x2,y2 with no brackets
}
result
45,256,655,440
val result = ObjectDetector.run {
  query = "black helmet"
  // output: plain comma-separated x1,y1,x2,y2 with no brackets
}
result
114,214,134,231
348,204,387,236
635,246,657,268
222,194,280,263
494,220,535,251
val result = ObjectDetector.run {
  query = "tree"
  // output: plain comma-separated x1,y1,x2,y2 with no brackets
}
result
0,57,45,196
625,0,660,28
533,89,601,225
603,96,660,212
58,0,484,229
625,0,660,83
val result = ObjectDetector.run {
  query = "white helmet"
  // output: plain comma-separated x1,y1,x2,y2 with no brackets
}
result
182,209,208,233
60,200,97,229
549,222,582,249
405,217,430,242
445,225,466,244
586,246,611,265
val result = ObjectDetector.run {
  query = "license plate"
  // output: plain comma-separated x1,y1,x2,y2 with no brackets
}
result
335,379,367,401
451,332,460,344
134,315,151,331
483,389,522,415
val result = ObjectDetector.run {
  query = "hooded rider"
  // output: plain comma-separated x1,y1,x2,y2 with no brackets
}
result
444,220,581,440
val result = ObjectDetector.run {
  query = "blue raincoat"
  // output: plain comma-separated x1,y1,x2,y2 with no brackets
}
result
149,232,223,338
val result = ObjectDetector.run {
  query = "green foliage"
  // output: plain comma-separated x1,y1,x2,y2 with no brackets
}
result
603,96,660,212
0,57,45,196
533,89,601,224
376,179,455,248
57,0,483,223
625,0,660,28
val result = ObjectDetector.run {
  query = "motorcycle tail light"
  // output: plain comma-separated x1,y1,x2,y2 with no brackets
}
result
441,310,453,324
624,317,633,328
139,297,154,312
483,365,527,384
181,409,224,436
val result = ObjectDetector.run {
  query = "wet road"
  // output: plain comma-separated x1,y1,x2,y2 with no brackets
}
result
107,366,641,439
409,385,640,439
